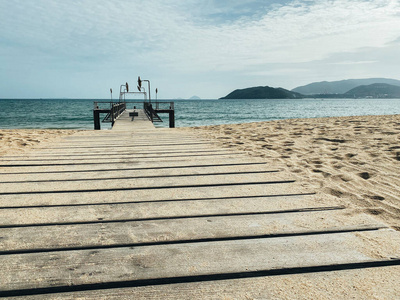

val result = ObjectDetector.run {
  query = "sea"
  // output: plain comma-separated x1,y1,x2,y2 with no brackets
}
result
1,98,400,130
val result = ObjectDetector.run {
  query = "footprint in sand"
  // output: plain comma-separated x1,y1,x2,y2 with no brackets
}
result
331,174,352,182
358,172,371,180
389,146,400,151
312,169,331,177
351,161,366,166
332,163,344,170
365,194,385,201
311,159,323,165
27,139,40,143
366,208,384,215
324,187,344,198
318,138,347,143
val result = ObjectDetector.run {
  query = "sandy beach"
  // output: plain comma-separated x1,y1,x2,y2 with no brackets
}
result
0,129,79,156
1,115,400,298
184,114,400,230
1,115,400,230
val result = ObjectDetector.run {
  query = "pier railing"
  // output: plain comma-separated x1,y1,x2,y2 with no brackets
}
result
93,102,126,128
109,102,126,123
93,101,175,129
144,102,175,128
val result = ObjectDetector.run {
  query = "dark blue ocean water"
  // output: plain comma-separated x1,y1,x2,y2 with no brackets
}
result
1,98,400,129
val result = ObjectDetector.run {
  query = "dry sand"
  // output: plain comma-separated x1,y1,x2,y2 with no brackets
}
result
184,114,400,230
0,129,79,156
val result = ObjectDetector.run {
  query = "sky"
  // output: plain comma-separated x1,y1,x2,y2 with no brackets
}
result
1,0,400,99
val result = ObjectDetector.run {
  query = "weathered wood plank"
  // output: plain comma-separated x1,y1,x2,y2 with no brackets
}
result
1,230,399,293
15,265,400,300
0,194,330,226
0,181,310,208
0,209,383,253
0,152,248,165
0,171,294,194
0,163,275,182
0,157,270,173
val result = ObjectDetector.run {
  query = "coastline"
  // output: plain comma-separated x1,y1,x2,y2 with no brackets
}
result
184,114,400,229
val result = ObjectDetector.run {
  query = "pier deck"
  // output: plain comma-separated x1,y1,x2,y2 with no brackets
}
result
1,116,400,298
113,109,156,131
93,101,175,130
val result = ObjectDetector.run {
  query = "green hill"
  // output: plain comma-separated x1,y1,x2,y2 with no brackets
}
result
220,86,303,99
344,83,400,98
292,78,400,95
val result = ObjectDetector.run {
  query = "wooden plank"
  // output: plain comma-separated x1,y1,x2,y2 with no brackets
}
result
15,265,400,300
0,182,310,207
0,149,236,160
0,172,294,194
0,154,266,168
0,195,341,227
0,163,276,182
0,151,243,163
1,230,399,293
0,210,384,253
0,159,272,175
0,148,245,160
0,154,249,167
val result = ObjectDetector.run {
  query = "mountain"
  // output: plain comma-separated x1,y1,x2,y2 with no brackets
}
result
189,95,201,100
292,78,400,95
344,83,400,98
220,86,303,99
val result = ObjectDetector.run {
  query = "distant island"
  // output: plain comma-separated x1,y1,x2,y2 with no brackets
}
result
220,86,303,99
175,96,201,100
220,78,400,99
345,83,400,98
292,78,400,95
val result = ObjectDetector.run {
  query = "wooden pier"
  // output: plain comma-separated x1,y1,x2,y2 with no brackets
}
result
93,101,175,130
1,116,400,298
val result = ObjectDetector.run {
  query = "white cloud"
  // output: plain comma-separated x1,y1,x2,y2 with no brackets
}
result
328,61,378,65
0,0,400,98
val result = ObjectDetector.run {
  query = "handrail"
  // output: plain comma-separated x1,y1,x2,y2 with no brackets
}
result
110,102,126,124
95,101,173,106
93,101,174,129
143,102,154,122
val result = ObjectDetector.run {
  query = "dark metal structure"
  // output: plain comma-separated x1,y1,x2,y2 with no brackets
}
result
144,102,175,128
93,77,175,130
93,101,174,130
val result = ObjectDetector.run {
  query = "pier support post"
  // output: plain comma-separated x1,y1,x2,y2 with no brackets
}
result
93,110,101,130
169,110,175,128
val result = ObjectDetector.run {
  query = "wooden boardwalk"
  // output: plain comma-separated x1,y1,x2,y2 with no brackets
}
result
1,110,400,298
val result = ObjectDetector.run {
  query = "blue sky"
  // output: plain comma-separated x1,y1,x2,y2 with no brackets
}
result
1,0,400,99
